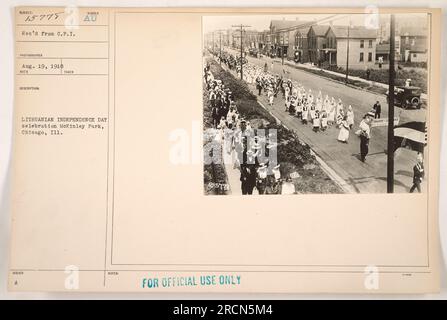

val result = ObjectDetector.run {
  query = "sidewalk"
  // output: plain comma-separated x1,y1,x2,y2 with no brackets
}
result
225,162,242,195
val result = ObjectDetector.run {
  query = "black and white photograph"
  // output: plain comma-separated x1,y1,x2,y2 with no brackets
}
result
203,13,429,195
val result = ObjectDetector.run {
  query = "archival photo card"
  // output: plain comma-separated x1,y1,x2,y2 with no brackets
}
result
202,13,430,195
8,7,441,293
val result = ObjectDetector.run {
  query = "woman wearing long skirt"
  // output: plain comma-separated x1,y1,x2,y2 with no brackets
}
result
309,103,316,121
346,105,355,129
268,87,274,107
336,99,344,118
316,96,323,112
316,90,323,108
302,103,309,124
328,98,336,126
323,95,330,111
337,116,350,143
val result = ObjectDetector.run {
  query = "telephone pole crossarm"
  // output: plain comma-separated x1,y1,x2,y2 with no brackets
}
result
232,24,251,80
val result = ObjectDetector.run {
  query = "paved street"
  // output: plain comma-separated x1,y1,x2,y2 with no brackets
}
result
223,49,427,193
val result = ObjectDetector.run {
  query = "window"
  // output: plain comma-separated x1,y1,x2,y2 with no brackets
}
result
413,53,417,58
360,40,364,48
360,52,364,62
368,52,372,62
368,40,372,48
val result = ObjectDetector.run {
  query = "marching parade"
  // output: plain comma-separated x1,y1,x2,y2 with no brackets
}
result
204,53,381,195
217,50,379,154
203,14,428,194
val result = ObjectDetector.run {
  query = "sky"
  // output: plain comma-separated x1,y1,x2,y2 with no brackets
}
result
202,13,428,34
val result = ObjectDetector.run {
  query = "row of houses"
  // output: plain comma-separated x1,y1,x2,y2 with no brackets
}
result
208,19,428,70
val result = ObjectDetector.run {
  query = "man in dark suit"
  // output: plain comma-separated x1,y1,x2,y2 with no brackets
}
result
256,76,262,96
240,164,257,195
373,101,381,119
410,154,424,193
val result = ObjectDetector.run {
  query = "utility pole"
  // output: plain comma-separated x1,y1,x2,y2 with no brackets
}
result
214,29,226,65
212,32,215,56
345,19,351,83
232,24,251,80
387,14,396,193
281,33,285,65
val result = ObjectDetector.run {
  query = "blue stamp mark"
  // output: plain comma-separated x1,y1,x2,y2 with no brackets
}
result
141,274,241,289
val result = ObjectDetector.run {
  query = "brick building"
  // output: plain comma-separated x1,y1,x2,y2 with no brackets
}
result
307,25,330,66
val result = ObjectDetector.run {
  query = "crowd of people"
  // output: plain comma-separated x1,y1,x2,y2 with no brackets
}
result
203,52,378,195
208,46,429,194
206,50,425,194
204,63,239,130
236,59,378,162
218,51,247,74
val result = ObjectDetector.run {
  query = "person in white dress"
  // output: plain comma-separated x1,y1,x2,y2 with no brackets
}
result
328,97,336,126
309,102,316,121
307,89,314,105
281,176,296,195
346,105,355,129
316,94,323,112
296,97,303,119
268,86,274,107
323,95,330,112
336,108,345,127
336,99,344,119
272,164,281,181
302,102,309,124
337,115,350,143
285,94,291,112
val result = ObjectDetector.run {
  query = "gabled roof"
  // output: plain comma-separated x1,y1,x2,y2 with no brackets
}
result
270,20,312,31
295,26,311,36
409,44,427,53
309,25,330,37
400,27,428,38
327,25,377,39
376,43,390,53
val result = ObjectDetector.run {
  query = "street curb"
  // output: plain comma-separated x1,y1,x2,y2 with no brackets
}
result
255,89,354,194
310,150,357,194
283,60,388,97
282,60,428,102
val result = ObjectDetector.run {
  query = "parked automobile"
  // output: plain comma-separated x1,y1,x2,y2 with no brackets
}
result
386,85,423,109
248,48,259,58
